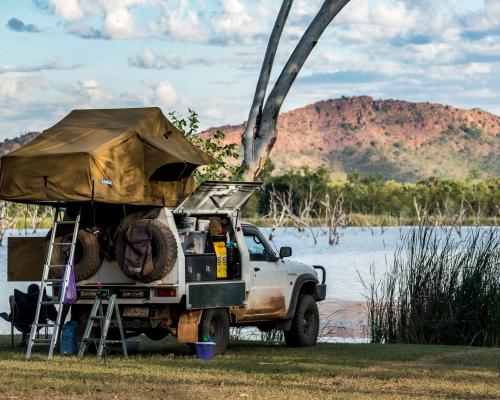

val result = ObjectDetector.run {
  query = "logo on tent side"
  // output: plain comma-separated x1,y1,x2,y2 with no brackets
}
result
100,179,113,188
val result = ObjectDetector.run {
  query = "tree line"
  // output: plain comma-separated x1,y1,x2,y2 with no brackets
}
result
243,165,499,222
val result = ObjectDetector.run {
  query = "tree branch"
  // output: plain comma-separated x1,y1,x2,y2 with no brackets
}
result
244,0,351,180
242,0,293,167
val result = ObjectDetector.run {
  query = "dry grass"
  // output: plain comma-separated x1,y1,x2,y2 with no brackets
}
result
0,336,498,400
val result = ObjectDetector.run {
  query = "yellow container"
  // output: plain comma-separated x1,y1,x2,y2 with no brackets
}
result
213,241,227,279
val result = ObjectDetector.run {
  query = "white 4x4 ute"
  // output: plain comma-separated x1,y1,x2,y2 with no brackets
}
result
65,182,326,353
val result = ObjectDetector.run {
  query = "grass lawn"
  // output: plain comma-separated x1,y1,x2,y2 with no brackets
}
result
0,335,498,400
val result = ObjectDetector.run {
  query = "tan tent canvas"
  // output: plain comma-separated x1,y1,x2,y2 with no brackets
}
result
0,107,216,206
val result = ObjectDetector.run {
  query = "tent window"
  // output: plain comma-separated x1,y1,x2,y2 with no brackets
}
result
150,162,197,181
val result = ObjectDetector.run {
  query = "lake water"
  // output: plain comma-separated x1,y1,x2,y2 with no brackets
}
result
0,226,480,339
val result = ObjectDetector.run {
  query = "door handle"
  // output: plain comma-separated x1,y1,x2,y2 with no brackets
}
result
254,267,260,272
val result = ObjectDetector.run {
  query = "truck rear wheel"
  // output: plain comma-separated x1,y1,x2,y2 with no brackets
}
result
198,309,230,355
284,294,319,347
48,228,103,282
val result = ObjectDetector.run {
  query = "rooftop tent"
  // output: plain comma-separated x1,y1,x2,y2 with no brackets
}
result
0,107,216,206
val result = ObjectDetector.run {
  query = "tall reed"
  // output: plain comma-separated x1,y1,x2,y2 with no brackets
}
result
366,226,500,346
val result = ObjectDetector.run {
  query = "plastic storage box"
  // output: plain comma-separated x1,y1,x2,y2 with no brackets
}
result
185,254,217,282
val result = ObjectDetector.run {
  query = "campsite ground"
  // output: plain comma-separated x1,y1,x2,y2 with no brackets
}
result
0,336,498,400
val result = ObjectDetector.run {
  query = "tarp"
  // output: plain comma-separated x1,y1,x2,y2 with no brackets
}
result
0,107,216,206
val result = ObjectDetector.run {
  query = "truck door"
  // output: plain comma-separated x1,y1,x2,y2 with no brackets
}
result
242,226,288,318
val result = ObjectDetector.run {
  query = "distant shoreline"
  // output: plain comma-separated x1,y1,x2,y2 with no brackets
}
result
245,214,498,227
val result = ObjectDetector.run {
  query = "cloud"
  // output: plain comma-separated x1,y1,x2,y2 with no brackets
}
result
128,50,217,69
0,61,82,74
6,18,40,32
44,0,145,39
48,0,87,22
156,0,208,43
209,0,270,45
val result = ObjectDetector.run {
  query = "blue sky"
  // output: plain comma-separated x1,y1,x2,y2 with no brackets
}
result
0,0,498,139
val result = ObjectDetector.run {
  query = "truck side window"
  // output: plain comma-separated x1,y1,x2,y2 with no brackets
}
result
244,233,268,261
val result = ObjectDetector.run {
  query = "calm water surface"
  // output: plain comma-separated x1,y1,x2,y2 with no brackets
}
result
0,226,480,335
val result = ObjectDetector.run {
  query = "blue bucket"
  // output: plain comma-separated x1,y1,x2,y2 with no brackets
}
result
195,342,216,360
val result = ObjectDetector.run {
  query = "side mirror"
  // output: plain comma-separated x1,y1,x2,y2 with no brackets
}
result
279,246,292,258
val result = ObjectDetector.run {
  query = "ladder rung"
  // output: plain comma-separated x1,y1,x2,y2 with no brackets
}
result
47,264,66,269
45,279,62,284
41,300,59,305
56,220,77,225
33,337,52,343
105,340,125,344
35,323,55,328
52,242,73,246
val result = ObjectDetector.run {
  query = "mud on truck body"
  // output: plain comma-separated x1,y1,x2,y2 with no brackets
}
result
10,182,326,354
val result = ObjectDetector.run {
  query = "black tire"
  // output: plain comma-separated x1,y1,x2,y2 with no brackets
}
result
198,309,230,355
48,229,103,282
116,219,177,283
145,327,169,341
284,294,319,347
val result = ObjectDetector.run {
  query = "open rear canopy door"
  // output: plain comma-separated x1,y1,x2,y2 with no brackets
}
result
174,181,262,214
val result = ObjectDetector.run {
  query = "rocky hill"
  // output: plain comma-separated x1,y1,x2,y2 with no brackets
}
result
0,131,40,155
2,96,499,182
202,96,500,181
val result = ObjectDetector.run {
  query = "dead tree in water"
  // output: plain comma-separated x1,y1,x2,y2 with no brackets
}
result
242,0,351,180
267,185,319,244
0,201,19,245
321,193,347,245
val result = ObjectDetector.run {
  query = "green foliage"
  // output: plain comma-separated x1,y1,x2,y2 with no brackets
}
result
461,122,483,140
168,109,241,181
249,167,500,218
251,166,331,217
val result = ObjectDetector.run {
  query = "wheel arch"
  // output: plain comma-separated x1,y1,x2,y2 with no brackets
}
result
286,273,318,319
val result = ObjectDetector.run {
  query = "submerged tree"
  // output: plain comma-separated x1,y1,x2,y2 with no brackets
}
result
242,0,351,180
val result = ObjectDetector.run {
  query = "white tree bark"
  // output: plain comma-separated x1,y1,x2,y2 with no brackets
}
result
242,0,293,167
243,0,351,180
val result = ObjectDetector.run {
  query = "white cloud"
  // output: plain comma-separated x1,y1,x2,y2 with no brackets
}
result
76,79,113,106
46,0,145,39
158,0,208,43
129,50,159,68
128,50,220,69
209,0,269,45
49,0,86,22
152,81,187,109
102,1,144,39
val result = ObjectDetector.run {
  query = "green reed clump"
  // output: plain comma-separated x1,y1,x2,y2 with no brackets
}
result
367,227,500,346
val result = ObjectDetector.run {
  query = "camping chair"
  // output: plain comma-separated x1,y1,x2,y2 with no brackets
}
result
0,286,57,347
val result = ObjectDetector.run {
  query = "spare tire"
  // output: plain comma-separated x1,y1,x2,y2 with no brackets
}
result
48,229,103,282
115,219,177,283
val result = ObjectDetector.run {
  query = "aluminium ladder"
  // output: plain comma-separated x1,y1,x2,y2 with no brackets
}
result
78,290,128,359
26,207,81,360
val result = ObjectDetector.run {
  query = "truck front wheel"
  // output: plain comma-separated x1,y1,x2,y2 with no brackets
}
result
284,295,319,347
199,309,230,355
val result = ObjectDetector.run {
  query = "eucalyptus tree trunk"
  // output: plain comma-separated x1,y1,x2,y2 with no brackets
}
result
242,0,293,169
242,0,351,181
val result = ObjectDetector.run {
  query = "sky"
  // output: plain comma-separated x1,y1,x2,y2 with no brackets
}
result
0,0,499,139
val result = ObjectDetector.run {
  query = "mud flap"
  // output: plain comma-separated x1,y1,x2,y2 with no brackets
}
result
177,310,203,343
